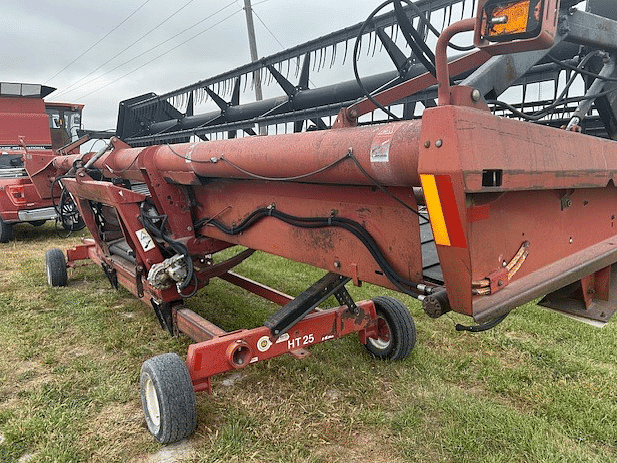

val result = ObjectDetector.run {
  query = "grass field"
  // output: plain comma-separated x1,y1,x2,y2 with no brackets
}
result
0,222,615,462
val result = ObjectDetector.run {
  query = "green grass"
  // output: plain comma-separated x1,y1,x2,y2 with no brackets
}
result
0,222,616,462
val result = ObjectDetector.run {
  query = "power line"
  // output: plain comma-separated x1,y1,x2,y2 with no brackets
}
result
45,0,152,84
75,5,243,101
250,3,316,88
64,1,237,99
251,6,286,50
55,0,198,98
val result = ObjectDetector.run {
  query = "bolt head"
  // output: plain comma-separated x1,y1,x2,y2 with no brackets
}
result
471,89,481,102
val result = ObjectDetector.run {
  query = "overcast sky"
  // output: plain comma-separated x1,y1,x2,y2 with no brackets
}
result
3,0,382,132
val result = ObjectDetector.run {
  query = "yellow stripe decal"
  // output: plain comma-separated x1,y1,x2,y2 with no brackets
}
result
420,174,451,246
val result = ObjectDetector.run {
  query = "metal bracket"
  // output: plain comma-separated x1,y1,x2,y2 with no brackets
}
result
264,272,351,336
136,264,144,298
101,262,118,289
151,298,175,336
560,190,574,211
333,285,358,315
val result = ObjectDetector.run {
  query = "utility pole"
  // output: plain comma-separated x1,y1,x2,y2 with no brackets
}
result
243,0,263,102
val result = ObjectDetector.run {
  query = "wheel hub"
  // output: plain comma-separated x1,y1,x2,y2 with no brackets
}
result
368,315,391,349
144,374,161,428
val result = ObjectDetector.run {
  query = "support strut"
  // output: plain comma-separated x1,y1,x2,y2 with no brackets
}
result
264,272,352,336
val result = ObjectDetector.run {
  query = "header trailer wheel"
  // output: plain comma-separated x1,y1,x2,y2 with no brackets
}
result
45,248,68,287
140,353,197,444
365,296,416,361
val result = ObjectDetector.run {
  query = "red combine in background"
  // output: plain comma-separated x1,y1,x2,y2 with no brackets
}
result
0,82,84,241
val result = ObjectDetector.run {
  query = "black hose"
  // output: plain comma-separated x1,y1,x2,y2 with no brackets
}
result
352,0,475,119
139,203,195,291
195,206,425,299
488,50,613,121
455,313,508,332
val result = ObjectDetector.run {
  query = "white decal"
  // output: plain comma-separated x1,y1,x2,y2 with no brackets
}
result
287,333,315,350
370,139,390,163
370,125,395,163
275,333,290,344
136,228,155,252
257,336,273,352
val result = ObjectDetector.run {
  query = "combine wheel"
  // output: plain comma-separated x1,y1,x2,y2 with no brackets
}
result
59,189,85,231
365,296,416,361
0,218,13,243
140,353,197,444
45,248,68,287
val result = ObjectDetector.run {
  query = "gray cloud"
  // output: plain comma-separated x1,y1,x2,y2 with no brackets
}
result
2,0,377,132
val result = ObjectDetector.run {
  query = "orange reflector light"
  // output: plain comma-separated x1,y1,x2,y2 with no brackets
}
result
488,1,532,38
420,174,467,248
475,0,558,55
421,174,450,246
479,0,545,43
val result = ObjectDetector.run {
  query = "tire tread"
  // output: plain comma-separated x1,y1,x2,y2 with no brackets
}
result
45,248,68,287
366,296,416,361
140,353,196,444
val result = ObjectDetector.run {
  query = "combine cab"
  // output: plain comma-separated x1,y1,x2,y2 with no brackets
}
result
39,0,617,443
0,82,84,241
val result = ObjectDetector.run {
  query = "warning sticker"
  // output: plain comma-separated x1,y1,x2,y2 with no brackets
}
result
136,228,155,252
370,126,395,163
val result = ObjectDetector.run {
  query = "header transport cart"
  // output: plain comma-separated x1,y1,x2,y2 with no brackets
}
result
39,0,617,443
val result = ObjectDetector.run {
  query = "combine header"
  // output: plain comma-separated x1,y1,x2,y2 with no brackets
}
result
41,0,617,443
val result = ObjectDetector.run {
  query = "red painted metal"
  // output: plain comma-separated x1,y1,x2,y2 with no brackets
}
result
185,300,378,392
0,97,50,147
91,121,423,188
435,19,476,106
55,99,617,324
219,272,295,306
66,239,97,263
419,104,617,319
175,308,227,343
0,89,85,230
347,49,491,119
36,12,617,428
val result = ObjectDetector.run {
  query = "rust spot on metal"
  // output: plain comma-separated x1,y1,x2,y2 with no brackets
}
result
306,229,336,251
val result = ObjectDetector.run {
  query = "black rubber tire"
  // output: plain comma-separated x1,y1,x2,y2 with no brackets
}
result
45,248,68,287
140,353,197,444
365,296,416,361
0,218,13,243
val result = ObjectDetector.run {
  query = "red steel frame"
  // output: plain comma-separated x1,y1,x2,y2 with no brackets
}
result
64,237,380,393
48,7,617,391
